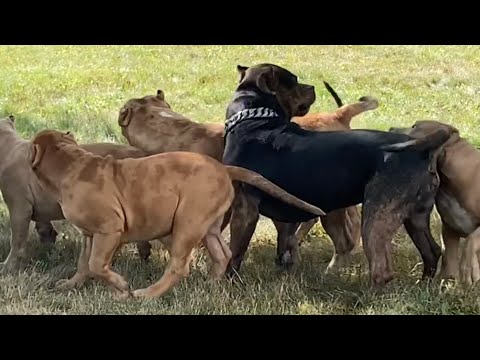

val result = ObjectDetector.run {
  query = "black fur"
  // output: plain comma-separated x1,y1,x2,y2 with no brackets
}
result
223,64,447,285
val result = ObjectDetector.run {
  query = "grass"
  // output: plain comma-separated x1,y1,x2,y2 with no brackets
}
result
1,45,480,314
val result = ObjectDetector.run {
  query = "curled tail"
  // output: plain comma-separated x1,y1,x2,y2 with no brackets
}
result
381,128,451,152
225,166,325,216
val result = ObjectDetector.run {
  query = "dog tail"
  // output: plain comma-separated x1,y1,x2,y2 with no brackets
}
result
323,81,343,108
118,107,133,127
225,166,325,216
381,128,451,152
336,96,379,128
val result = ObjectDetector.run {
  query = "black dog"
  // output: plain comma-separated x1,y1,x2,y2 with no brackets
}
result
222,63,451,286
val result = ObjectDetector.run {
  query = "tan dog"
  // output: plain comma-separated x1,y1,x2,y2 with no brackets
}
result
119,85,378,270
0,115,148,272
30,130,324,299
390,120,480,286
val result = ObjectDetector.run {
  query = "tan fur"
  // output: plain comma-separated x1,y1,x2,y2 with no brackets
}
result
395,120,480,286
0,116,149,272
118,90,377,266
30,130,323,299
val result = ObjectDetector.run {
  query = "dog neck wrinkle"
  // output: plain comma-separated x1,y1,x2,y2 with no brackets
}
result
35,145,91,198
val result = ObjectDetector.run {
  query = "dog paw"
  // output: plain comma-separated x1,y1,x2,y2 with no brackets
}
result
55,278,78,290
275,251,295,270
132,288,149,299
325,254,351,274
113,290,132,300
0,259,24,274
460,262,480,287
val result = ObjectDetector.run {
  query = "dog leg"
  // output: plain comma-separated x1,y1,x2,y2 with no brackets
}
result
459,227,480,286
56,235,93,290
362,206,403,287
221,206,233,232
35,221,58,244
322,208,357,274
1,205,32,272
440,222,460,279
88,233,130,299
295,218,318,245
226,187,260,277
404,211,442,280
136,242,152,261
204,217,232,280
132,233,197,299
273,221,300,269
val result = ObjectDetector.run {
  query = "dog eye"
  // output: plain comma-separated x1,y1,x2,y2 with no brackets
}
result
411,124,416,129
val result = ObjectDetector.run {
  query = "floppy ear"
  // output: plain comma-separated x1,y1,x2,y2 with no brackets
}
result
31,143,44,169
237,65,249,82
118,107,133,127
256,67,279,95
156,89,165,100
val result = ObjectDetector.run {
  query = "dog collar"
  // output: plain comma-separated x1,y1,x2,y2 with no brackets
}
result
225,107,279,134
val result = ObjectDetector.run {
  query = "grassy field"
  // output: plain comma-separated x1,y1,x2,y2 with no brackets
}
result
1,45,480,314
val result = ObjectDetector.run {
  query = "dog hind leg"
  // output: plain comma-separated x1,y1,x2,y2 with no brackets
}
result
226,186,260,277
460,227,480,286
362,203,403,287
440,222,460,279
204,217,232,280
404,210,441,280
322,208,358,273
132,232,196,299
273,221,300,269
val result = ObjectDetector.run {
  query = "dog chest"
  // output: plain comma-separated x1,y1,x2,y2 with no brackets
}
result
436,188,479,236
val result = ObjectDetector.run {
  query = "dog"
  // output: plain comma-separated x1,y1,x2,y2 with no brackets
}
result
222,63,453,286
0,115,148,272
30,129,324,299
275,82,378,271
389,120,480,286
117,85,376,270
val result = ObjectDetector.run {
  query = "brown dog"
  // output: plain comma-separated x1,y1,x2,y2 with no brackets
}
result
0,115,148,272
30,129,324,299
118,85,378,269
390,120,480,286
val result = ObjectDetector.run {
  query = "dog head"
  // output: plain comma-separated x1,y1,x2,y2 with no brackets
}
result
30,130,77,169
389,120,459,141
118,89,171,128
236,63,316,118
388,120,460,165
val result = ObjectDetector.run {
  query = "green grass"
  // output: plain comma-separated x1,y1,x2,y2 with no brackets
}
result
1,45,480,314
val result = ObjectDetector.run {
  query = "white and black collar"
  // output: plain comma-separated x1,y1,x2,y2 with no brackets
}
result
225,107,280,134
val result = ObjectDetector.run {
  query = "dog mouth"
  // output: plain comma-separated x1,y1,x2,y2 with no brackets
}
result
296,104,310,116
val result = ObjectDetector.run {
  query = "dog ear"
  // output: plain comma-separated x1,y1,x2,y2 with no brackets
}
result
64,131,75,141
118,107,133,127
256,67,279,95
156,89,165,100
30,143,44,169
8,115,15,123
237,65,249,82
